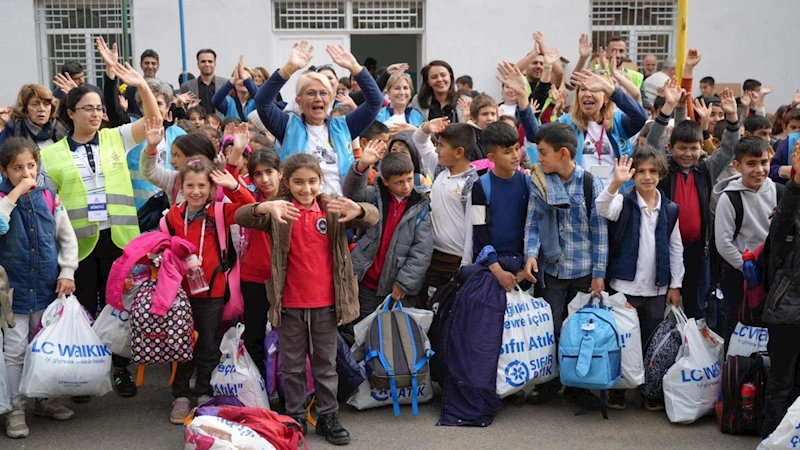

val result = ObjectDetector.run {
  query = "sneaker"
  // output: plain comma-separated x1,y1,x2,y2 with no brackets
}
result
170,397,191,425
197,395,212,405
114,369,137,398
34,399,74,420
71,396,90,404
643,395,665,412
606,390,626,410
526,380,560,405
315,413,351,445
5,410,29,439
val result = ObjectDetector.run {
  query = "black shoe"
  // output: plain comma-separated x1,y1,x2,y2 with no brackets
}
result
562,387,601,411
505,390,527,405
315,413,351,445
113,369,137,398
526,380,560,405
292,417,308,436
71,396,90,404
606,390,626,410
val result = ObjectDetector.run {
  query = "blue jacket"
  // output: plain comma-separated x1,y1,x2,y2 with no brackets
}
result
607,189,679,287
127,124,185,210
0,182,60,314
375,106,424,127
278,115,354,180
212,78,258,121
769,132,800,183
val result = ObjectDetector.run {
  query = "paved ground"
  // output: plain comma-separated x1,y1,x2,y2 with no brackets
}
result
1,364,762,450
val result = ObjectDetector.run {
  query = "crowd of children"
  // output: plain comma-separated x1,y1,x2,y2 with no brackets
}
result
0,30,799,446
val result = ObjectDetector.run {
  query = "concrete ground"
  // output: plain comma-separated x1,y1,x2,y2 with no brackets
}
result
1,364,762,450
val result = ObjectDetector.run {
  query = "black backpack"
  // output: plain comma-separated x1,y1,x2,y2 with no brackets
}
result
717,353,767,435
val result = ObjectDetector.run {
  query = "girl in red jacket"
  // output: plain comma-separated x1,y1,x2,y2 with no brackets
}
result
163,155,255,424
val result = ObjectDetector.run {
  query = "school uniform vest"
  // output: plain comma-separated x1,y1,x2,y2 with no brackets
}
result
275,114,354,180
608,190,679,288
40,129,140,260
375,106,425,127
0,182,60,313
127,124,185,210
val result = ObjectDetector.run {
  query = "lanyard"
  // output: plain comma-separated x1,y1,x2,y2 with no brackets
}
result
77,144,102,186
587,118,606,163
185,208,207,263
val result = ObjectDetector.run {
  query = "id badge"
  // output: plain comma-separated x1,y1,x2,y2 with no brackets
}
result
87,193,108,222
590,165,612,179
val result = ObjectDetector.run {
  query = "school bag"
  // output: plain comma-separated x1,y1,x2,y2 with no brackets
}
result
558,295,622,419
717,353,768,436
642,306,685,403
137,190,170,232
130,279,194,364
364,299,434,416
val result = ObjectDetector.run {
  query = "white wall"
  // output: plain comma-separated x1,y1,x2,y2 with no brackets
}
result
0,0,40,107
688,0,798,113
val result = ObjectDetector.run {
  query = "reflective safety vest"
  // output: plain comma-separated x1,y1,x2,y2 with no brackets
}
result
40,129,140,260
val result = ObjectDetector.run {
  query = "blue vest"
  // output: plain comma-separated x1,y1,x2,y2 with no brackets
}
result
127,124,185,210
376,106,425,127
276,115,354,181
0,182,60,313
221,97,257,121
607,190,679,288
559,110,634,165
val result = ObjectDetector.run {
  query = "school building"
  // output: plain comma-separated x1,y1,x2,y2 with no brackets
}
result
1,0,797,111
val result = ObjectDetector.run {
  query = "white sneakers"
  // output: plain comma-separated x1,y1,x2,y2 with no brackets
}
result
5,410,29,439
33,398,75,421
170,397,191,425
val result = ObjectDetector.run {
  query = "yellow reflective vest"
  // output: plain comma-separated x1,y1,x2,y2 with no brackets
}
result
40,128,140,260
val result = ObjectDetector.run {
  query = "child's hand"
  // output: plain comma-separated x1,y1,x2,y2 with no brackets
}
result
357,140,382,171
610,156,635,193
391,283,407,300
232,123,250,152
56,278,76,297
143,117,164,146
530,99,541,115
495,61,527,97
693,97,712,131
327,197,364,223
578,33,593,58
210,169,239,190
685,49,702,68
223,123,235,139
665,288,681,307
662,77,683,106
791,140,800,185
719,88,738,120
258,200,300,224
335,93,357,110
523,257,539,283
491,265,516,292
12,178,37,196
740,90,752,109
543,48,561,66
457,97,472,121
422,117,449,135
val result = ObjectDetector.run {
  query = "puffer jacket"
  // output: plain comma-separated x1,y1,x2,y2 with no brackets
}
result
762,180,800,325
343,162,433,297
235,195,378,327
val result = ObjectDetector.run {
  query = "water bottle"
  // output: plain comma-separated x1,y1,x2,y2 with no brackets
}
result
741,382,756,427
185,254,209,295
742,249,760,286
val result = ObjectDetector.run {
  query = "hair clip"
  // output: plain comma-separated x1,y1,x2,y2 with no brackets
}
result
187,159,201,164
221,135,252,156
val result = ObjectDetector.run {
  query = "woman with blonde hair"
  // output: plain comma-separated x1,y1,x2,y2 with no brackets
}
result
0,84,67,148
254,40,382,195
376,71,424,131
558,68,647,186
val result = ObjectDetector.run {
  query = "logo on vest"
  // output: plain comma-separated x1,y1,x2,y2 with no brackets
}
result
109,150,124,170
316,217,327,235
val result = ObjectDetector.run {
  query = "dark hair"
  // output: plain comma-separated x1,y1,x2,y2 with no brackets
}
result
786,109,800,125
773,105,790,135
699,76,715,86
631,143,669,178
196,49,217,61
360,121,390,141
179,155,218,185
743,115,772,133
316,65,337,78
221,117,242,129
380,152,414,180
742,79,761,92
637,121,653,139
173,132,218,161
483,122,519,151
704,95,721,107
57,86,100,131
712,120,726,141
456,75,473,88
364,57,377,70
140,49,159,63
0,137,39,169
247,148,281,182
607,36,626,46
339,77,352,89
653,96,666,111
438,123,476,158
734,136,769,161
418,60,457,110
534,123,578,159
201,125,220,141
279,153,322,198
60,61,84,77
499,114,519,127
175,119,196,133
669,120,703,147
186,106,207,120
179,71,195,86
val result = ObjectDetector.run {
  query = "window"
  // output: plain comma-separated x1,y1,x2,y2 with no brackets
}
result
36,0,132,87
273,0,424,31
591,0,676,69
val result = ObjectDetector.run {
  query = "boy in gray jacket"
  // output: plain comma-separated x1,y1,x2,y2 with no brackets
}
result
344,142,433,319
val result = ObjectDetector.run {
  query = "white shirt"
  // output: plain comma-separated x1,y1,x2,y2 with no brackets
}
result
383,112,407,127
430,168,474,266
581,121,616,187
498,103,518,117
643,71,670,105
596,188,685,296
306,124,342,195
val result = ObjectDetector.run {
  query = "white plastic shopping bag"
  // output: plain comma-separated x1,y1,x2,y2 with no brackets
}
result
19,295,113,398
757,397,800,449
93,295,133,359
346,361,433,410
727,322,768,358
184,415,276,450
0,332,11,414
353,296,433,349
496,287,557,397
210,324,270,409
567,291,644,389
662,317,723,424
697,319,725,363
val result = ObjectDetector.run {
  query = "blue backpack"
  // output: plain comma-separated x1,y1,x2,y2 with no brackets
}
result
559,297,622,418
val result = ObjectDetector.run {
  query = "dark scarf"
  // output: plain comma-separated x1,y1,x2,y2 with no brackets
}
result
19,118,65,146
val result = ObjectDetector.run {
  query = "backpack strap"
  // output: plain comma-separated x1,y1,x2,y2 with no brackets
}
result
171,173,181,204
206,201,231,298
775,182,786,210
583,172,594,221
479,172,491,205
725,191,744,241
460,172,479,210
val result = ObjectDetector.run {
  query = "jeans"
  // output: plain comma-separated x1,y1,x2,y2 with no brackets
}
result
172,297,225,399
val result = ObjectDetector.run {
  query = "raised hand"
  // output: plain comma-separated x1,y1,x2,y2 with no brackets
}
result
457,96,472,121
719,88,738,117
793,89,800,108
554,91,568,116
495,61,527,96
96,37,119,78
685,48,702,67
0,107,11,124
53,73,78,95
143,117,164,146
334,93,357,110
533,31,546,54
326,45,362,74
573,69,614,95
543,48,561,66
110,62,147,89
386,63,409,74
761,85,774,96
357,140,383,171
287,40,314,73
610,156,635,192
578,33,593,58
598,46,609,70
327,197,364,223
209,169,239,190
174,92,196,108
232,122,250,152
662,77,683,105
693,97,712,131
237,56,251,80
740,90,753,109
257,200,301,224
422,117,450,135
223,123,235,138
792,140,800,185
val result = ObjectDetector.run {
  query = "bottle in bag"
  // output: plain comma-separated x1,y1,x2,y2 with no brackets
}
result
742,249,760,286
185,254,209,295
741,382,756,427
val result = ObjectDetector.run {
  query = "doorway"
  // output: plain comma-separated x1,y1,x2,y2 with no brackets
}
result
350,34,421,89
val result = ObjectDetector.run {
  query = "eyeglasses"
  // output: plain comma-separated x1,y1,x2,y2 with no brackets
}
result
75,105,106,113
304,90,330,99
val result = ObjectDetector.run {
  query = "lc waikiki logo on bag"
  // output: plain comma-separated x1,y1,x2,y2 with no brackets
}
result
211,324,270,409
727,322,769,358
497,287,557,397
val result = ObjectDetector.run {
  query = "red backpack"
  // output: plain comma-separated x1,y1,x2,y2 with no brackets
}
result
216,406,308,450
